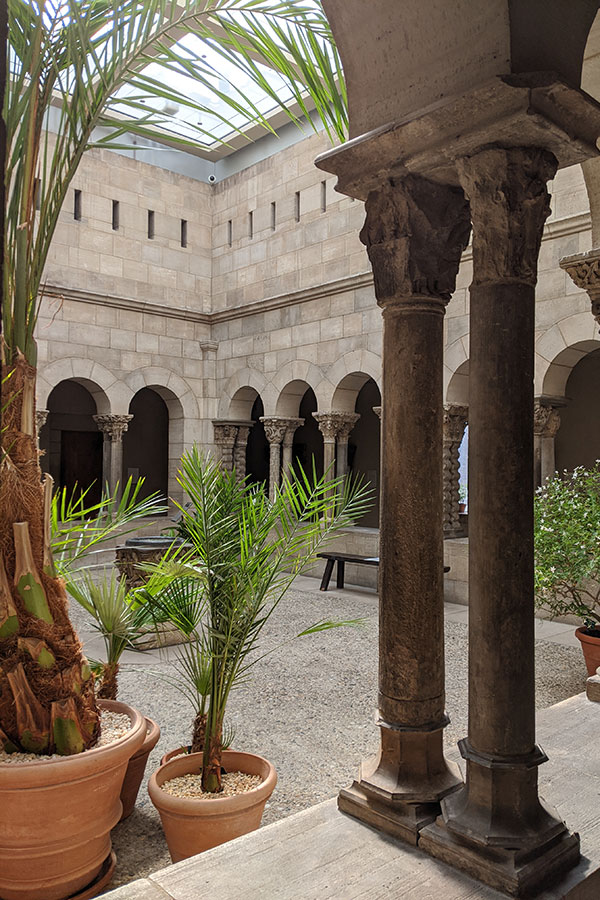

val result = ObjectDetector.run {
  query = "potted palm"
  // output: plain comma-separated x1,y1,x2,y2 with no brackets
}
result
534,462,600,675
2,2,346,896
147,450,371,861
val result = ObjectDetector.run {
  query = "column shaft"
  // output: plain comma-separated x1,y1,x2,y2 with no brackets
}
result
421,147,579,897
443,405,468,538
93,415,132,496
337,175,471,843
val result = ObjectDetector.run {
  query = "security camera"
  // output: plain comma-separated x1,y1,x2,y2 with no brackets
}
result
208,174,216,184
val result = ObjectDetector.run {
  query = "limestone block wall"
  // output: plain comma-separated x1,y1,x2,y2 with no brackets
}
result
211,132,368,312
43,145,212,311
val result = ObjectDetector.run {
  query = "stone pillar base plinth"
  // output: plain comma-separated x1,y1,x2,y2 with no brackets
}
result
420,816,580,898
338,726,462,844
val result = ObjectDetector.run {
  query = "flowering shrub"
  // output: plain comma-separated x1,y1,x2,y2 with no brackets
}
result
534,462,600,633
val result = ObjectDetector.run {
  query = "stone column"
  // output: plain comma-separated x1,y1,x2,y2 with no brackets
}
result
560,247,600,332
93,414,132,496
533,400,561,487
335,413,360,479
233,424,252,482
337,176,471,843
443,404,468,537
421,148,579,895
260,417,288,500
281,418,304,475
312,412,339,477
212,422,239,473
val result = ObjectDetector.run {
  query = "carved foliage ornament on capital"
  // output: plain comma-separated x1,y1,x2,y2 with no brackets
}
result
456,147,558,287
359,175,471,306
533,401,561,438
93,414,132,442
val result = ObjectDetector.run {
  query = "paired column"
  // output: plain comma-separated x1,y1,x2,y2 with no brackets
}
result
281,418,304,475
260,417,289,500
212,420,253,479
443,404,468,538
93,414,132,495
36,408,49,436
212,422,239,472
313,411,359,479
421,148,580,895
533,400,561,487
338,175,471,843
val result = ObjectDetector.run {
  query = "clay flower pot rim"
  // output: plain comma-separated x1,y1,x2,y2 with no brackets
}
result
575,625,600,641
149,750,277,816
0,699,145,783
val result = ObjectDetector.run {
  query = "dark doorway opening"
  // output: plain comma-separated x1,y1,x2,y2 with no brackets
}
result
123,388,169,504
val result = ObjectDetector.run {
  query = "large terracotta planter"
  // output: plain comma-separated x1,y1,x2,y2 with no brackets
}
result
148,750,277,862
160,745,191,766
119,716,161,821
575,626,600,676
0,699,146,900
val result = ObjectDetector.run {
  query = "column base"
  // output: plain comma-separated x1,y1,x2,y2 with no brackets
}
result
338,781,444,846
420,815,580,898
338,724,463,845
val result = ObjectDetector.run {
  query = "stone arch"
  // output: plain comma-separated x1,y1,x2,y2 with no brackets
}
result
218,368,268,419
536,313,600,396
446,359,470,405
444,337,469,399
38,358,127,414
124,368,197,503
263,360,325,415
323,350,382,411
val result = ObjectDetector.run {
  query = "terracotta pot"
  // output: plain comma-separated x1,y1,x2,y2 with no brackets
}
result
119,716,161,821
160,745,191,766
575,626,600,676
148,750,277,862
0,699,146,900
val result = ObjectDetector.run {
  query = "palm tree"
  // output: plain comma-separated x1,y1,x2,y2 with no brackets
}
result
1,0,346,755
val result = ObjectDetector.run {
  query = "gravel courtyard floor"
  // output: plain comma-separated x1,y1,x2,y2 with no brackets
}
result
66,577,588,893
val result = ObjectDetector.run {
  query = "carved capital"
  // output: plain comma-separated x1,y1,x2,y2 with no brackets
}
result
360,175,471,307
336,413,360,441
93,414,132,441
281,418,304,448
212,422,239,448
457,147,558,286
443,404,468,443
372,406,382,420
260,417,288,445
560,248,600,330
533,400,561,438
36,409,49,431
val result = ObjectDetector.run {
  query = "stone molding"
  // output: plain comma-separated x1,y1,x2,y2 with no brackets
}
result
560,248,600,329
93,414,132,441
457,147,558,287
533,400,561,438
360,177,471,306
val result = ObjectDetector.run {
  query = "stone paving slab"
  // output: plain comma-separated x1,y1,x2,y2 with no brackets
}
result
102,693,600,900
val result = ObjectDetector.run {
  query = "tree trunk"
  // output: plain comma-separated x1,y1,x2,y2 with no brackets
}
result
0,355,99,754
97,663,119,701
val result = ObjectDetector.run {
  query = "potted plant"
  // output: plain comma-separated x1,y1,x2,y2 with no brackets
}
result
2,2,346,896
534,462,600,675
458,482,467,514
147,450,371,861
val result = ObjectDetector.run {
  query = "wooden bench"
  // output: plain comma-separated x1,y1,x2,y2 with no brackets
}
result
317,553,449,591
317,552,379,590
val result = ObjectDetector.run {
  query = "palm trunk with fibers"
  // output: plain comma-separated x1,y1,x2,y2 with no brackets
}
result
97,663,120,701
191,712,206,754
0,354,99,754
